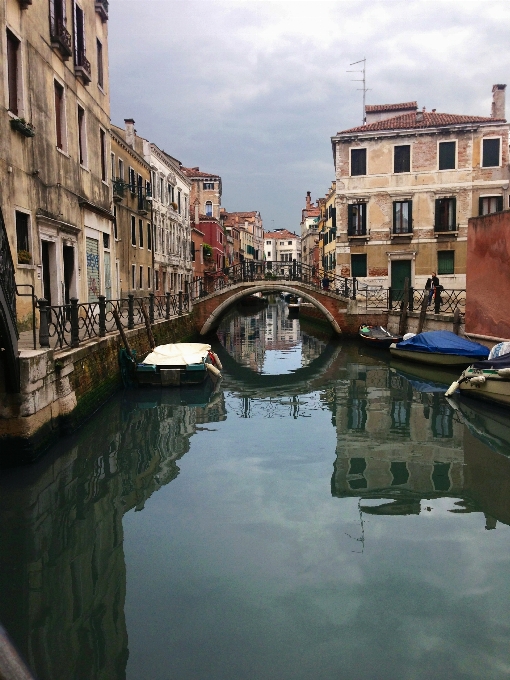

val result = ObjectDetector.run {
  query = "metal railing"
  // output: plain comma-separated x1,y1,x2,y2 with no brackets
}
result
190,261,357,300
360,287,466,314
37,292,190,350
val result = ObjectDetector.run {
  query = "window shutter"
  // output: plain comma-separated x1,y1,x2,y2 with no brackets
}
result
392,201,397,233
331,207,336,227
434,199,440,231
73,1,78,64
362,203,367,234
408,201,413,233
497,196,504,212
347,205,353,234
49,0,55,33
452,197,457,230
479,197,484,216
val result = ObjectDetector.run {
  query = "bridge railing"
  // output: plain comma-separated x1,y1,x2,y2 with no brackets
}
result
360,287,466,314
190,261,357,299
37,292,190,350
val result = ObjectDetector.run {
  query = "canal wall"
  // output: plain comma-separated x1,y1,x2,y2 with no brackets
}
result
0,313,196,465
298,301,389,335
386,311,466,337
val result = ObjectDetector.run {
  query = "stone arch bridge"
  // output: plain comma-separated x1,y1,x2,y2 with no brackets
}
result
191,276,385,336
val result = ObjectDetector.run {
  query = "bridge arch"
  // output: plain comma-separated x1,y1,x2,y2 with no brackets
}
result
199,282,343,335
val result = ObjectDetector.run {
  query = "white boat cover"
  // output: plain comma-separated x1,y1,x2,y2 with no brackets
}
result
142,343,211,367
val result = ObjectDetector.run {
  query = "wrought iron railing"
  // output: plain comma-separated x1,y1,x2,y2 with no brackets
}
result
190,261,357,300
360,287,466,314
38,292,190,350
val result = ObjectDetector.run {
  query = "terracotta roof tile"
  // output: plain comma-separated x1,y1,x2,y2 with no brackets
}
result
264,230,299,239
181,166,221,179
365,101,417,113
338,111,507,134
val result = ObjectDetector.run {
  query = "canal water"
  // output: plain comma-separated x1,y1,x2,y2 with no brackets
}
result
1,299,510,680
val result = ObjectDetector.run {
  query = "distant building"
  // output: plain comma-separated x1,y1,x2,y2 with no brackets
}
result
223,212,264,262
181,167,222,220
264,229,301,264
220,210,241,266
331,85,509,291
300,192,321,272
318,182,336,275
1,0,114,327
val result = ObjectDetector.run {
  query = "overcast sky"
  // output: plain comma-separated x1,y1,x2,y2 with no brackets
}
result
109,0,510,232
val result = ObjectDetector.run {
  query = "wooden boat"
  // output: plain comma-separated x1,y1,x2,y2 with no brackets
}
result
390,331,489,366
445,353,510,407
135,343,222,386
359,324,402,349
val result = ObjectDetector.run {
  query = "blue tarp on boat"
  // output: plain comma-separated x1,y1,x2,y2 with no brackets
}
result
395,331,489,358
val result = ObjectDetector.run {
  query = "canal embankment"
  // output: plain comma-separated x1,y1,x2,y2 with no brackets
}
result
0,313,197,465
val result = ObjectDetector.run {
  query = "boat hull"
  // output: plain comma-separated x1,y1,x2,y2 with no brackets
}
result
389,348,480,366
136,364,208,386
458,374,510,407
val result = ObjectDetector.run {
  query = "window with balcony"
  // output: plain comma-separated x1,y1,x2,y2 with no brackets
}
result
393,200,412,234
479,195,503,215
482,138,501,167
437,250,454,275
177,191,181,214
434,197,457,232
54,80,68,152
50,0,72,60
73,2,91,84
351,254,367,277
118,158,124,180
394,145,410,173
350,148,366,176
347,203,367,236
7,29,22,115
438,141,456,170
129,167,135,193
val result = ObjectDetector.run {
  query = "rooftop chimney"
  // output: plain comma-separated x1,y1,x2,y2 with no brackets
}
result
491,84,506,119
306,191,312,209
124,119,135,148
194,198,200,225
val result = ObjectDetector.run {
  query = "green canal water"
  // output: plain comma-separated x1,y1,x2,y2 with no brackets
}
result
1,300,510,679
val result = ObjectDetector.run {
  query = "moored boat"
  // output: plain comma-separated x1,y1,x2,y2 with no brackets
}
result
390,331,489,366
134,343,221,386
359,324,403,349
287,295,300,316
445,353,510,406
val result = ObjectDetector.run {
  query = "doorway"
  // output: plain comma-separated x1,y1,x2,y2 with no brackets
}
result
390,259,412,305
41,241,53,304
62,245,74,305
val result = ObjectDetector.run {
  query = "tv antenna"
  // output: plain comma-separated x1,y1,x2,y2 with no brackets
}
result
347,58,370,125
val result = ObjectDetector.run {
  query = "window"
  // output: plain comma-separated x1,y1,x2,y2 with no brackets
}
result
155,269,159,290
49,0,71,60
482,138,501,167
139,266,143,289
54,80,66,151
394,145,410,173
351,254,367,277
103,233,109,249
129,167,135,193
96,39,103,89
266,240,271,245
100,128,107,181
205,201,213,217
203,182,214,190
15,211,30,262
159,177,164,202
147,267,151,289
393,200,412,234
191,240,195,261
147,223,152,251
347,203,367,236
138,219,144,248
350,148,366,176
110,152,115,180
439,141,456,170
113,206,117,240
131,216,136,245
390,462,409,486
77,105,87,165
177,191,181,214
131,264,136,289
288,241,292,245
73,3,87,73
435,197,456,232
7,29,21,115
437,250,454,275
118,158,124,180
479,196,503,215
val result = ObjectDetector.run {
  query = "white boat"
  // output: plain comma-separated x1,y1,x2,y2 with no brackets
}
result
389,331,489,366
135,343,221,386
446,354,510,407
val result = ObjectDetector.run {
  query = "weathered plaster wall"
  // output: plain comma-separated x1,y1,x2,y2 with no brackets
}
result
465,210,510,340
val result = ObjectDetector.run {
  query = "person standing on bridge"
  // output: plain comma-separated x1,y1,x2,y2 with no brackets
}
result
322,274,330,290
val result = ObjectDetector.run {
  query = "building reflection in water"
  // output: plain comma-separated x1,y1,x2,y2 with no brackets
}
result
331,362,510,529
0,388,226,680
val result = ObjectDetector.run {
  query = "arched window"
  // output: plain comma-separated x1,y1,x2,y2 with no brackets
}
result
205,201,213,217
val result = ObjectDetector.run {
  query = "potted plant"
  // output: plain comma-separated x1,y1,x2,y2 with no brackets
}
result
171,201,178,210
10,118,35,137
203,243,212,257
17,250,32,264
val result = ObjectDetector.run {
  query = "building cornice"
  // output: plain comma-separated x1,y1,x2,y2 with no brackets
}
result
332,121,510,143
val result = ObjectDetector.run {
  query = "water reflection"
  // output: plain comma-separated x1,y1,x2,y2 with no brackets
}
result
1,301,510,679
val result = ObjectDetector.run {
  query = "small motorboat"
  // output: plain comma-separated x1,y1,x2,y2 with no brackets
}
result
445,352,510,406
134,343,222,386
359,325,403,349
287,295,300,316
390,331,489,366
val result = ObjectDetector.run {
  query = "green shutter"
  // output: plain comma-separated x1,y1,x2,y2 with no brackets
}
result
479,197,484,216
497,196,504,212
